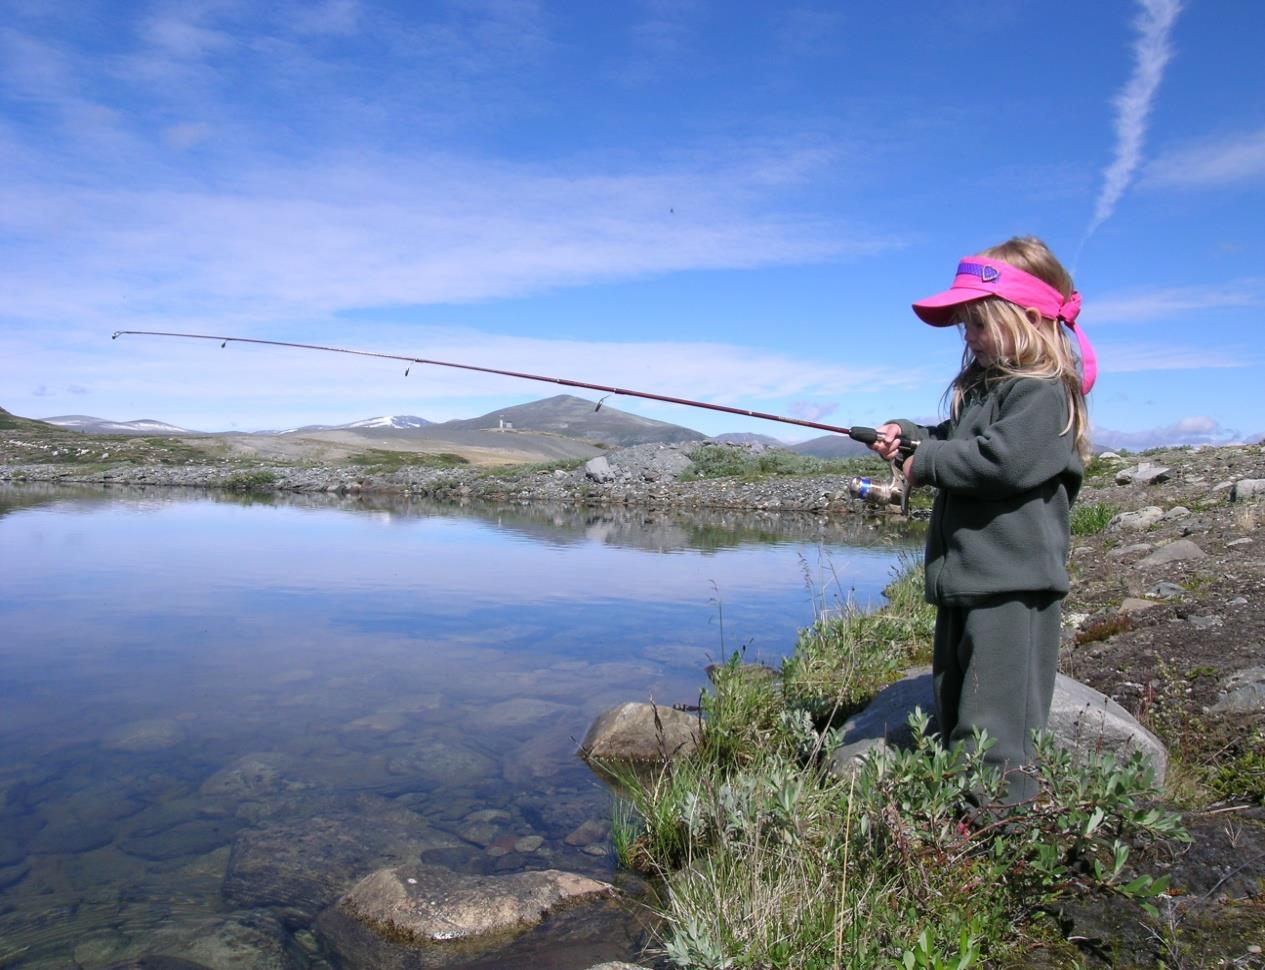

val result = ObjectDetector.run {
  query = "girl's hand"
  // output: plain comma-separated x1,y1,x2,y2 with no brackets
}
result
870,423,904,461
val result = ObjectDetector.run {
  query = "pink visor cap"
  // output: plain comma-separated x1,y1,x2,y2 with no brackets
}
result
912,255,1097,394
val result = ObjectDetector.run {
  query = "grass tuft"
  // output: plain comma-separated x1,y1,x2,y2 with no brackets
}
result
1070,501,1119,536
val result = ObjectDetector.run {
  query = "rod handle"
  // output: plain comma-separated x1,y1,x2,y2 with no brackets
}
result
848,426,918,457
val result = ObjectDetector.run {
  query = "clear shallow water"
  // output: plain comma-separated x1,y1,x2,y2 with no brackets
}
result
0,484,918,969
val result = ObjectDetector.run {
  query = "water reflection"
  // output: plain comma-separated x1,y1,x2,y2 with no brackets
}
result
0,483,919,968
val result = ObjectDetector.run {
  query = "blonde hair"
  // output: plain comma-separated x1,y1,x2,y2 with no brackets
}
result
944,236,1091,461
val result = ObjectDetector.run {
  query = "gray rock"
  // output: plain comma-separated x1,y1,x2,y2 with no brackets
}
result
578,701,700,766
827,671,936,768
1147,581,1186,599
1047,677,1168,783
1134,538,1208,568
1115,463,1171,486
1119,597,1159,614
336,864,614,944
1231,478,1265,501
827,670,1168,784
1108,507,1164,531
1208,667,1265,715
1109,543,1154,560
584,456,615,483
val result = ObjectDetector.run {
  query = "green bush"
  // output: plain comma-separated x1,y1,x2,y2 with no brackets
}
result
220,469,277,491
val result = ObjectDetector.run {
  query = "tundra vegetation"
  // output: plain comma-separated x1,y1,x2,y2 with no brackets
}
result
609,561,1190,969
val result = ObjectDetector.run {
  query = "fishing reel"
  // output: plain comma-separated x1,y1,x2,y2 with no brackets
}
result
847,459,911,515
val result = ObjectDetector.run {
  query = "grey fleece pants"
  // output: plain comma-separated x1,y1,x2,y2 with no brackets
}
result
932,591,1061,805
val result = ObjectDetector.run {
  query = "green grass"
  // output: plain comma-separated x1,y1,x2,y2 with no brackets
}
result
345,449,470,472
780,555,935,724
479,457,586,478
1070,501,1118,535
681,445,885,482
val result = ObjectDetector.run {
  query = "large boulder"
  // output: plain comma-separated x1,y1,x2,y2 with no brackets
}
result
584,456,616,483
828,669,1168,784
578,702,700,767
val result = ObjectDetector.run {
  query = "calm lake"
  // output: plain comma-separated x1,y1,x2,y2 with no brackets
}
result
0,483,919,969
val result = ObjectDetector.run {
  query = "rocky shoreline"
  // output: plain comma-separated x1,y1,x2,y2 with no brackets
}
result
0,442,887,515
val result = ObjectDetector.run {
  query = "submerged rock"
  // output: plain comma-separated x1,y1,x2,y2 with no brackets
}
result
102,912,300,970
102,718,187,752
317,864,637,969
222,800,446,919
336,864,614,945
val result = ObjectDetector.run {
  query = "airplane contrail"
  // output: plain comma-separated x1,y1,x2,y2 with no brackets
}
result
1081,0,1183,255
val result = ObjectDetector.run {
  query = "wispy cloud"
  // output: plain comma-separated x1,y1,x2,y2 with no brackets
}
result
1096,341,1250,373
1082,0,1182,246
7,325,918,430
1144,124,1265,188
0,150,894,329
1089,279,1265,323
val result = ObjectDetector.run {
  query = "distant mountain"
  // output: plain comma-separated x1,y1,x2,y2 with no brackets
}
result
788,434,872,459
439,394,706,447
41,415,198,435
280,415,431,435
711,432,786,447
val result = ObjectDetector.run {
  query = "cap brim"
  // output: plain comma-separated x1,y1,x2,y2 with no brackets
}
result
912,289,987,326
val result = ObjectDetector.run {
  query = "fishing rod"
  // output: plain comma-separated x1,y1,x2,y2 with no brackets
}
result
110,329,919,458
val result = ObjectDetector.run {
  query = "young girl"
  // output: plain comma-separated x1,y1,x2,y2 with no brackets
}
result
871,236,1095,805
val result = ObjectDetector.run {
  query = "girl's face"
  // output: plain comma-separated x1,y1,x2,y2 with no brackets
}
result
963,315,1002,365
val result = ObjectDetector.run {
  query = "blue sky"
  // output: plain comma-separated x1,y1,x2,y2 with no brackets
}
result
2,0,1262,447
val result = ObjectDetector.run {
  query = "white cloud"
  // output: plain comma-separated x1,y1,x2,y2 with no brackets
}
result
1144,125,1265,188
1082,0,1182,244
1093,416,1251,451
1089,280,1264,323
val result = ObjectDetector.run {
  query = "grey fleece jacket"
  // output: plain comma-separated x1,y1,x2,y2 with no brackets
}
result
893,376,1083,607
